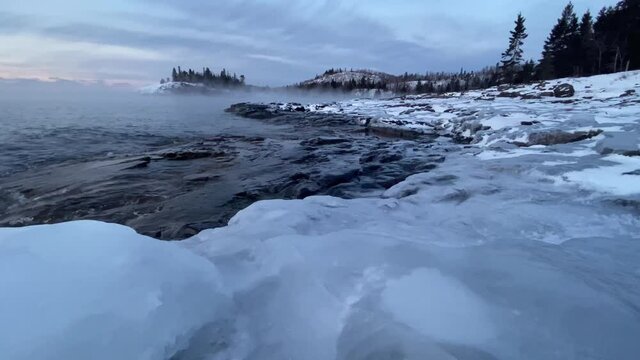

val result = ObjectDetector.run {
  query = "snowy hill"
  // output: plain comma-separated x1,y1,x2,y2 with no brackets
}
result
300,69,397,87
140,81,212,95
2,71,640,359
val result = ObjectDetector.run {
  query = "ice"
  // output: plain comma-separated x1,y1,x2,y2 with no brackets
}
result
382,268,495,346
3,155,640,359
556,155,640,196
0,221,228,360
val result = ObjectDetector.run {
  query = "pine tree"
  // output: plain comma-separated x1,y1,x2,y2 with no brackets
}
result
171,68,178,82
500,13,528,84
540,3,580,79
578,11,598,76
415,80,423,93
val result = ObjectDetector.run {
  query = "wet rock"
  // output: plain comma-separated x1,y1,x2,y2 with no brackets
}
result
301,138,350,146
366,126,425,139
520,121,541,126
379,153,403,163
620,89,636,97
497,91,521,98
318,169,361,188
225,103,279,119
595,132,640,156
553,83,575,98
517,130,603,147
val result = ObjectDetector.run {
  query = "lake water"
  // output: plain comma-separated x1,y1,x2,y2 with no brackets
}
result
0,91,441,238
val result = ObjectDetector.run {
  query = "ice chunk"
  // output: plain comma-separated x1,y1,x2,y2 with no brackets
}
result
0,221,227,360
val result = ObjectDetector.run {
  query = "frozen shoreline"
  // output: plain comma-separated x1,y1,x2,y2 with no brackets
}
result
2,72,640,359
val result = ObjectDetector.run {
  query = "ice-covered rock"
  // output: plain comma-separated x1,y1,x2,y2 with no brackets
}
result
596,132,640,156
0,221,228,360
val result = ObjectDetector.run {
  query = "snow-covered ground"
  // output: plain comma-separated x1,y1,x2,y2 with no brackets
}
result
300,69,395,87
2,72,640,359
139,81,208,95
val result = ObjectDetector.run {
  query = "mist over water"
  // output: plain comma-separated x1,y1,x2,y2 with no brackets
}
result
0,85,352,176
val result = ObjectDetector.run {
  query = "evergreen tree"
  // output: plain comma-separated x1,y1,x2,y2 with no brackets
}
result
520,60,537,83
415,80,423,93
500,13,528,83
540,3,580,79
578,11,598,76
171,68,178,82
594,0,640,73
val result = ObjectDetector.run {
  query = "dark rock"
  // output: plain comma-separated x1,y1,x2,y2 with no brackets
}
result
553,83,575,98
520,94,542,100
534,81,549,90
366,126,424,139
318,169,361,188
379,153,403,163
519,130,603,147
497,91,521,98
623,169,640,175
225,103,280,119
301,138,350,146
620,89,637,97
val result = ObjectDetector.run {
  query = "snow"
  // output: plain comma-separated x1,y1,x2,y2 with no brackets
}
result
556,155,640,196
3,71,640,359
0,221,227,360
301,69,394,87
139,82,213,95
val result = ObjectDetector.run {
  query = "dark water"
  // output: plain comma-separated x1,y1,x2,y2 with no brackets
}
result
0,92,444,239
0,93,288,175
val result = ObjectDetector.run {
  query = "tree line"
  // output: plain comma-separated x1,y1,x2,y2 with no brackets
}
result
297,0,638,94
160,67,246,87
501,0,639,84
296,67,501,94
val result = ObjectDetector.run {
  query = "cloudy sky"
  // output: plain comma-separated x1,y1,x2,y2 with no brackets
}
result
0,0,615,86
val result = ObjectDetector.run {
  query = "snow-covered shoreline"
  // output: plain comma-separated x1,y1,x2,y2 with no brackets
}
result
2,72,640,359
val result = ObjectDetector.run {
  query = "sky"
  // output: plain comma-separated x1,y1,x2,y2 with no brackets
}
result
0,0,616,87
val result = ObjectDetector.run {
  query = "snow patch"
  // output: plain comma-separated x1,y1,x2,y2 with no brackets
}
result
556,155,640,195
